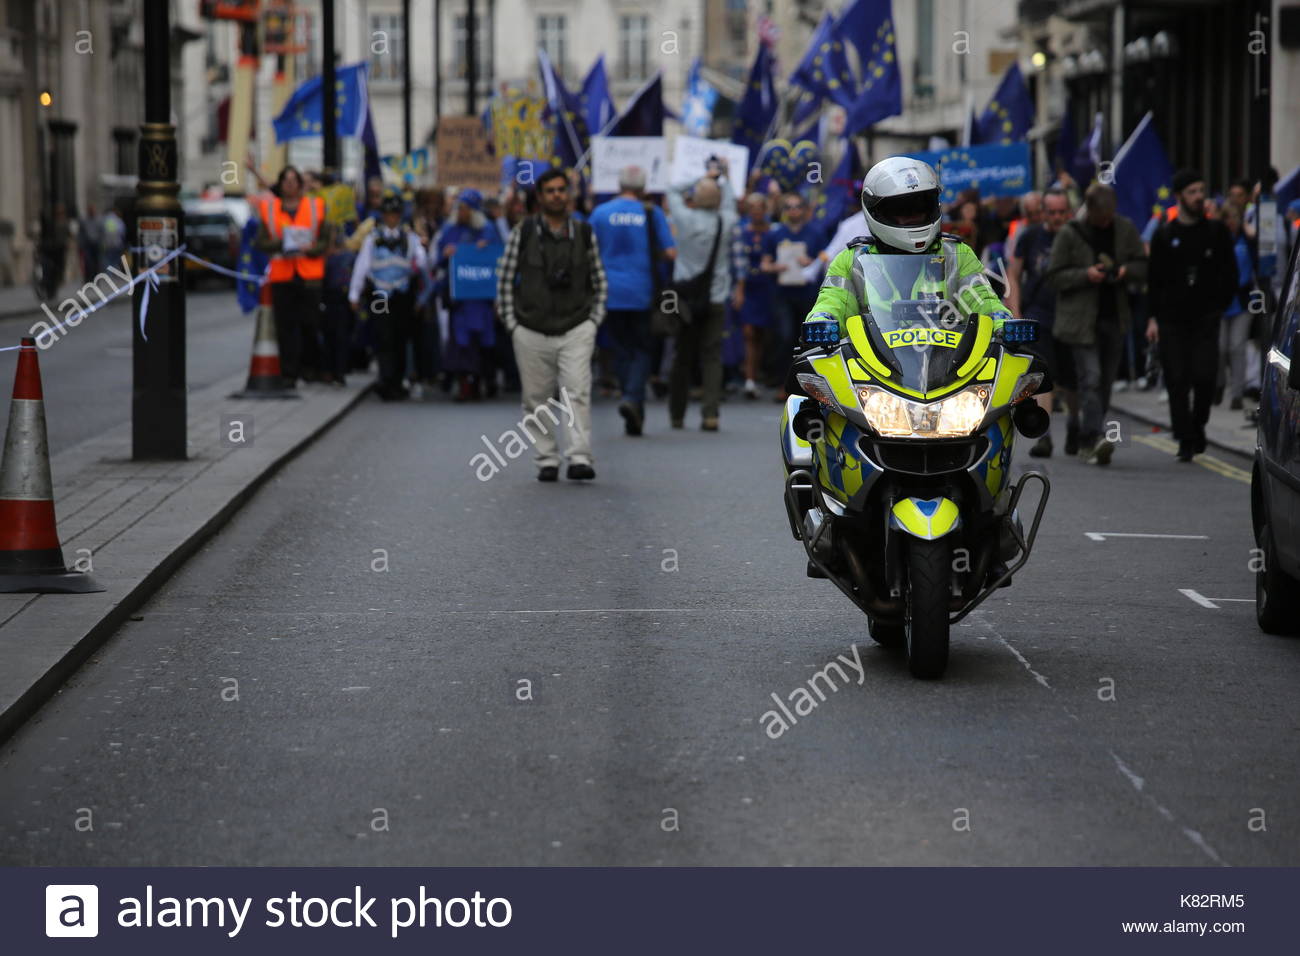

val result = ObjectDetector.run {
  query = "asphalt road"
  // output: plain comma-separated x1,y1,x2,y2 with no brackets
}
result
1,394,1296,866
0,285,250,454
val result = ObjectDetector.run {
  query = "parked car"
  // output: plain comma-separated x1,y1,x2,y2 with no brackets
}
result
182,197,251,288
1252,234,1300,634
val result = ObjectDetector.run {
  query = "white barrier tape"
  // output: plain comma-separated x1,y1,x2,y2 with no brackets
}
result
180,252,269,284
0,245,188,352
2,247,273,355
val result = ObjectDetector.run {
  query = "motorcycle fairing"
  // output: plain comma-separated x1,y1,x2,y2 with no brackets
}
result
890,497,962,540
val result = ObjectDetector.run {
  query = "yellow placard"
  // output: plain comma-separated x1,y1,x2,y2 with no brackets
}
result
883,327,961,349
317,182,358,227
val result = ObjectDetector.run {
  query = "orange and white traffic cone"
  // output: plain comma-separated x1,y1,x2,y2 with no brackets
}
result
230,283,299,399
0,338,103,593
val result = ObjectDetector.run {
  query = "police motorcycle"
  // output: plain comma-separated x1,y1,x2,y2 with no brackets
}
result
779,161,1051,679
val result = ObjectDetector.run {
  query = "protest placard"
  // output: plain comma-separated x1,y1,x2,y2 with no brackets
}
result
437,117,499,193
590,137,668,193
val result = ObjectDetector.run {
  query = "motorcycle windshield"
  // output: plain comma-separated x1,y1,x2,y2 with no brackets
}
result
852,253,977,394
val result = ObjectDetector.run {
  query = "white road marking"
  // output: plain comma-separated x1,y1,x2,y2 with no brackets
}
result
1179,588,1219,609
995,635,1051,689
1085,532,1210,542
1179,590,1253,609
975,615,1228,866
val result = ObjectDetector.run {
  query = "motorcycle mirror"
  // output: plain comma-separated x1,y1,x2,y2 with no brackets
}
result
1012,400,1050,439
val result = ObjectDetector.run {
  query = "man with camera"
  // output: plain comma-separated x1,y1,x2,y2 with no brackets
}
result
1047,183,1147,465
496,167,608,481
1145,169,1239,462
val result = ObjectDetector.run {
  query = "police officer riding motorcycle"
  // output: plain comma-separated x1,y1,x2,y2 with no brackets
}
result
780,158,1051,678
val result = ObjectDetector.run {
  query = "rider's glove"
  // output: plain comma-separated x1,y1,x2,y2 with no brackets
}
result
802,313,840,346
989,310,1012,334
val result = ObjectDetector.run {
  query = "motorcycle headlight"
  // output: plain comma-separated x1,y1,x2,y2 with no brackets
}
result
856,384,992,438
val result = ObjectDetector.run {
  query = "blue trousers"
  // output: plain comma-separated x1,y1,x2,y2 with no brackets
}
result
607,309,653,406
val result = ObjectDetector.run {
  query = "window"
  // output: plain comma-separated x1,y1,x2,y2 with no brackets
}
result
537,14,567,78
292,11,318,80
914,0,934,99
619,14,650,82
368,12,404,83
453,13,491,80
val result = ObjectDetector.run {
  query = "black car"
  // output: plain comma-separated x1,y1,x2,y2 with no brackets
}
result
182,198,250,287
1252,233,1300,634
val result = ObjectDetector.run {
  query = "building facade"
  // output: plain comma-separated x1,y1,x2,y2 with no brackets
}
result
0,0,146,284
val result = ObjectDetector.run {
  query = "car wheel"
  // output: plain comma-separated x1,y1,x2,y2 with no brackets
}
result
1256,522,1300,635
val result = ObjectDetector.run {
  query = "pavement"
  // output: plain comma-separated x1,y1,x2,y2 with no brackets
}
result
0,288,253,454
0,285,370,743
0,390,1291,866
0,281,81,321
1109,380,1257,461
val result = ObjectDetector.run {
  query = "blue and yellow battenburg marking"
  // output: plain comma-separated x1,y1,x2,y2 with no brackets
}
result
883,327,962,349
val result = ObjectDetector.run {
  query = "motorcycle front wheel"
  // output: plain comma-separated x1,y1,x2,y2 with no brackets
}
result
905,536,952,679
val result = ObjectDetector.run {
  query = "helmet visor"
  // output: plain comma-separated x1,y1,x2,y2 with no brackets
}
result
868,188,941,229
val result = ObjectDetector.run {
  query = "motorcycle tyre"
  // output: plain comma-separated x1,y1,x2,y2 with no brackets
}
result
905,536,952,679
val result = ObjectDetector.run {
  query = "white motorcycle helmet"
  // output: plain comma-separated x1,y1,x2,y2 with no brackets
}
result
860,157,943,252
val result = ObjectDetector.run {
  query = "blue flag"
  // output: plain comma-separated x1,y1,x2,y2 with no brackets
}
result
906,143,1031,203
581,56,617,139
538,48,588,168
609,72,667,138
235,217,267,314
1111,112,1175,227
272,62,371,143
1276,163,1300,215
732,44,777,173
808,138,862,248
682,58,718,137
837,0,902,132
974,63,1033,146
790,12,858,111
791,90,822,131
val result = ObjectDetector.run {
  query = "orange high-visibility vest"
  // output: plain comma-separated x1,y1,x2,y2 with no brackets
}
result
261,196,325,282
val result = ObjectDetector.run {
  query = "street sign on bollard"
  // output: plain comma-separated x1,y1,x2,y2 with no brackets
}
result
132,0,187,461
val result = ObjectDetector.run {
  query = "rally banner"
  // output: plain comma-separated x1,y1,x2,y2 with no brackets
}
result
670,137,750,190
590,136,668,194
904,142,1031,203
449,244,504,301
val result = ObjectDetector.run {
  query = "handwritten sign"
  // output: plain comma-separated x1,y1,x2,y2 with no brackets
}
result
670,137,750,190
437,117,499,193
591,137,668,194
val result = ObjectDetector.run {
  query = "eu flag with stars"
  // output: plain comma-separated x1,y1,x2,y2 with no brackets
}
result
538,48,589,168
235,217,267,314
580,56,616,139
732,44,777,174
808,138,862,248
790,12,858,111
973,62,1033,146
837,0,902,132
272,62,370,142
1112,111,1174,227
